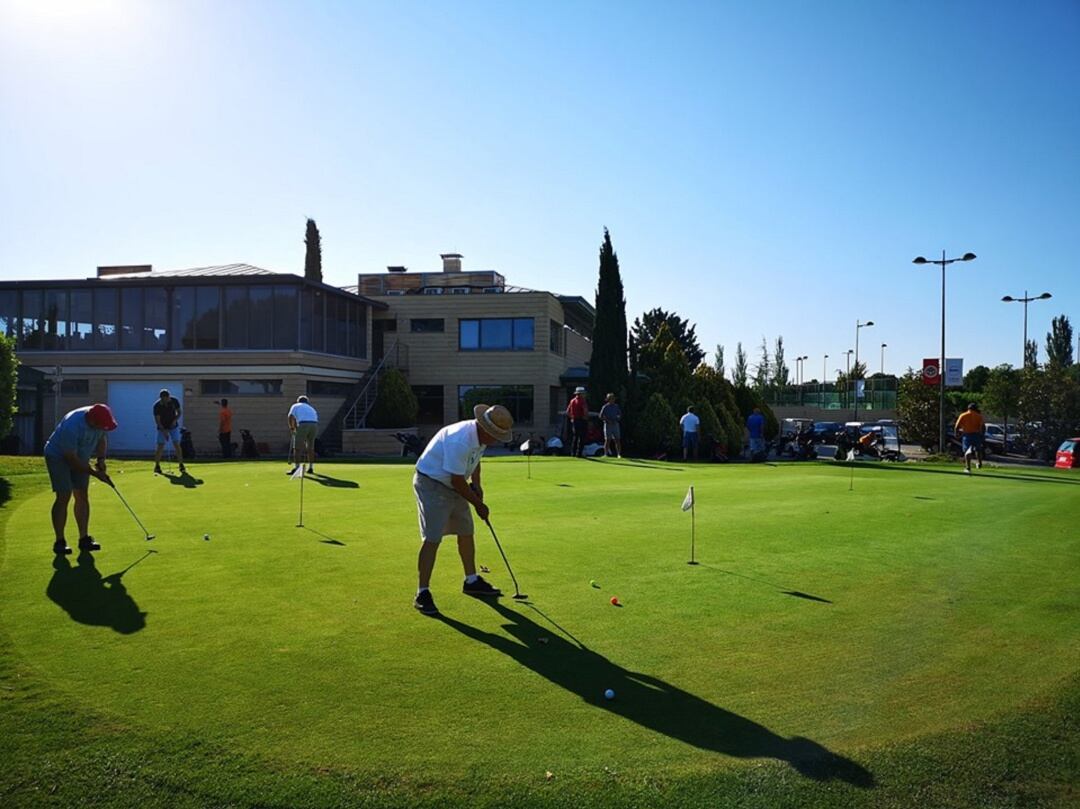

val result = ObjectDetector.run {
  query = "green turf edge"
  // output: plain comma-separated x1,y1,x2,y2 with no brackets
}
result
1,466,1078,809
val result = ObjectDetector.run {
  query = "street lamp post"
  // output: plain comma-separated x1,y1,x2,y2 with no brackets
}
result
822,354,829,408
880,343,887,375
1001,290,1052,367
844,349,853,409
913,250,977,452
854,320,874,421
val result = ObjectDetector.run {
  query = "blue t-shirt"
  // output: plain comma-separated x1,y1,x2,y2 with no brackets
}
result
44,407,106,461
747,412,765,439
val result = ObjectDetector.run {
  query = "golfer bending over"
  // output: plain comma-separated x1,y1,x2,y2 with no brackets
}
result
412,404,514,615
44,404,117,555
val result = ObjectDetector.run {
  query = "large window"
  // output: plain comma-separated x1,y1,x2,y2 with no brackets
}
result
144,287,168,349
307,380,356,397
412,385,444,424
458,384,534,424
69,290,93,349
301,288,324,352
0,291,17,338
459,318,534,351
93,288,118,350
20,289,43,349
248,286,273,349
120,288,143,350
42,289,68,350
200,379,283,395
411,318,444,333
549,319,565,355
273,286,298,349
223,286,248,349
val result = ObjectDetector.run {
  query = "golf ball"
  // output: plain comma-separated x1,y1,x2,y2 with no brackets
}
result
590,579,598,587
604,689,615,700
203,533,210,541
610,596,620,606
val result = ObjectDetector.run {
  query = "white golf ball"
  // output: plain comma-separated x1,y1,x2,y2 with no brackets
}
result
203,533,210,541
604,689,615,700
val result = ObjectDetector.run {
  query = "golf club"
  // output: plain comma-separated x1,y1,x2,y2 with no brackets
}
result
106,480,156,541
482,516,528,601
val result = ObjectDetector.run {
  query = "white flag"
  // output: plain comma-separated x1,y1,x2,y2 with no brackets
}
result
846,448,856,462
290,465,305,480
520,440,532,452
681,486,694,512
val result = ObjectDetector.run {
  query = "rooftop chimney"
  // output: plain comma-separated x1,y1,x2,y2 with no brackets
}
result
387,265,407,273
97,264,152,277
440,253,463,273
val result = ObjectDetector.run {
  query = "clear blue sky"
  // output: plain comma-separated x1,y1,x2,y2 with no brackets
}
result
2,0,1078,377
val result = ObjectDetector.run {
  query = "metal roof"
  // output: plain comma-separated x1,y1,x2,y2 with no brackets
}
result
100,263,281,279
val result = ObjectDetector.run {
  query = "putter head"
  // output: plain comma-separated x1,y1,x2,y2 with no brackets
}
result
145,534,155,541
513,593,529,601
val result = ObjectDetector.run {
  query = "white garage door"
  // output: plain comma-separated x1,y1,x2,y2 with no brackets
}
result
107,381,183,453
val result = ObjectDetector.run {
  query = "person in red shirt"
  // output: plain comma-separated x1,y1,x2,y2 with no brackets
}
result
217,399,234,459
565,387,590,458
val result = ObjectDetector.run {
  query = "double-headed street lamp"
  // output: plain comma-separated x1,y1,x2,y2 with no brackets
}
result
853,320,874,420
1001,290,1052,367
795,355,808,405
913,250,977,452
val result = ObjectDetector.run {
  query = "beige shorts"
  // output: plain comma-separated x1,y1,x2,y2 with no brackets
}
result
294,422,318,448
414,472,474,543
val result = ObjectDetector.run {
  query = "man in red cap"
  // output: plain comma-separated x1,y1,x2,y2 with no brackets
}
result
44,404,117,555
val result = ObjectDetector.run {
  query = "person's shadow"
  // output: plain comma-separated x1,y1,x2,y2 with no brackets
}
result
307,473,359,489
46,551,149,634
164,470,203,488
438,601,873,787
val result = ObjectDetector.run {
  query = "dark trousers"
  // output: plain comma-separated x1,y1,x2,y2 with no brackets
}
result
219,431,232,459
571,419,588,457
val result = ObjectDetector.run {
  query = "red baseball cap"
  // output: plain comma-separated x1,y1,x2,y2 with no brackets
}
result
87,403,118,431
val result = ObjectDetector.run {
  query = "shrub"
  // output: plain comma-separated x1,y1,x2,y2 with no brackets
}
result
0,336,17,440
367,368,418,428
635,393,679,456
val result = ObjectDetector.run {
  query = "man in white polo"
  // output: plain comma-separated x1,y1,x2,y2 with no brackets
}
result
286,395,319,476
412,403,514,615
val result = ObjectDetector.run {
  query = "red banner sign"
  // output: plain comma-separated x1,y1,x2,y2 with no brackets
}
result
922,358,940,385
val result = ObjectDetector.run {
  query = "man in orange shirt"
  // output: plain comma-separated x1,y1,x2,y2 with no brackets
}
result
955,402,985,474
217,398,234,459
565,387,589,458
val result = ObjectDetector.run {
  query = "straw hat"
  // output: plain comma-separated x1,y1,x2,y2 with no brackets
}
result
473,404,514,442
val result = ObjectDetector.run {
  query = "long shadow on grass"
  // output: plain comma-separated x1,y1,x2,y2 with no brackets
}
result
0,477,10,507
438,601,871,786
700,565,833,604
46,551,149,634
163,471,203,489
846,462,1080,486
302,527,346,546
307,473,359,489
588,457,686,472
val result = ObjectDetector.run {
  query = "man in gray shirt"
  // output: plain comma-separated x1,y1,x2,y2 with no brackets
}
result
599,393,622,458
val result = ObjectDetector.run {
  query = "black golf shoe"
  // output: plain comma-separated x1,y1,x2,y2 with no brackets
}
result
413,589,439,615
77,536,101,552
285,466,299,476
154,464,162,474
53,541,72,556
463,576,502,597
178,464,186,474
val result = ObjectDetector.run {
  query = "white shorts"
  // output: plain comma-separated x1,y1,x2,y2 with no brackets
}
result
413,472,474,544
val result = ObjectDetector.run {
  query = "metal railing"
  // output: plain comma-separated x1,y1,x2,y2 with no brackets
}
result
340,340,407,430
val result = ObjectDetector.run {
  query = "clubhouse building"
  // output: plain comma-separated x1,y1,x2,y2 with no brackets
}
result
1,255,594,456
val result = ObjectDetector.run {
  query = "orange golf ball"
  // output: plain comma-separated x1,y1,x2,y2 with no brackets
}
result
610,596,620,606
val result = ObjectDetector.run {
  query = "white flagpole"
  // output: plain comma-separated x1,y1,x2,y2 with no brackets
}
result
297,468,305,527
688,485,698,565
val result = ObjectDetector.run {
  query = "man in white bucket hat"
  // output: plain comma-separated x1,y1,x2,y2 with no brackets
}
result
412,403,514,615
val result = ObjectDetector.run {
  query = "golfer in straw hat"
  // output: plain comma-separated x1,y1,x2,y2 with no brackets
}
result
412,403,514,615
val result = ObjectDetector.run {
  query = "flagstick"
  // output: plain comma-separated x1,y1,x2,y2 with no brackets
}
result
527,451,531,480
297,468,305,527
687,485,698,565
849,457,855,492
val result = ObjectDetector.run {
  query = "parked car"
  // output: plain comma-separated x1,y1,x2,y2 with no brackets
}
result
1055,438,1080,469
811,421,844,444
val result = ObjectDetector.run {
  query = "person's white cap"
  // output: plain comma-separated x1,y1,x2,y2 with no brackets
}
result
574,386,586,394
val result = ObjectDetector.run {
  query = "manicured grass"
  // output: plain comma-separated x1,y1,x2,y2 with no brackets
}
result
1,456,1078,807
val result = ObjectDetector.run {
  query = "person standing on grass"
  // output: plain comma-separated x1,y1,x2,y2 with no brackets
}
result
287,395,319,476
153,389,185,475
955,402,986,474
412,403,514,615
44,404,117,555
747,407,766,460
680,405,701,461
217,398,233,459
566,386,589,458
599,392,622,457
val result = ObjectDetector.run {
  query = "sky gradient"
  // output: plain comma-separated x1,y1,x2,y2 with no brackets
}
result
1,0,1078,378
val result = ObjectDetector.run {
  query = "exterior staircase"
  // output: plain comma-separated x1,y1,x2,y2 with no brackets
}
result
318,340,408,455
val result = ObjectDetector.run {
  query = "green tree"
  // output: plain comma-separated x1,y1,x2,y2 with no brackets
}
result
1045,315,1074,368
588,228,628,405
630,309,705,369
636,323,692,405
753,337,770,392
772,336,789,389
367,368,418,428
983,365,1020,437
0,335,17,439
963,365,991,393
713,344,725,378
897,369,942,451
304,218,323,283
635,393,680,456
1024,338,1038,369
733,342,748,387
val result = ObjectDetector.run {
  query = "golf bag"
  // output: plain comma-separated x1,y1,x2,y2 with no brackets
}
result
240,429,259,458
394,432,427,458
784,429,818,460
180,428,196,459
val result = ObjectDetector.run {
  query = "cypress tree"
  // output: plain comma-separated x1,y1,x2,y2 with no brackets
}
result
587,228,628,403
304,218,323,283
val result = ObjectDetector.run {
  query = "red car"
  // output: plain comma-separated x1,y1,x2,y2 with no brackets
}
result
1055,438,1080,469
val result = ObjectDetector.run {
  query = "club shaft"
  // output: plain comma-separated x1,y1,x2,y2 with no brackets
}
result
484,518,522,597
112,486,151,536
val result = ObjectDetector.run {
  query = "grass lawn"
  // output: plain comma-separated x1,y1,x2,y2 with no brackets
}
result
1,455,1078,807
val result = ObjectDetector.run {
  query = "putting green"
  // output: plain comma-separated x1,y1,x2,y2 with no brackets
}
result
1,457,1078,789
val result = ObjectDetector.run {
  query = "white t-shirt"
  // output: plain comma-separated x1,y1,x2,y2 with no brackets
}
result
680,412,700,434
415,419,485,488
288,402,319,423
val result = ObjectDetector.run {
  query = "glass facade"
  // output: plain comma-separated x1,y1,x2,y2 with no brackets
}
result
459,318,534,351
0,282,368,358
458,384,534,424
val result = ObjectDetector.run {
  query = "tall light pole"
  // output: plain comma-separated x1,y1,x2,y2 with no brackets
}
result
913,250,977,452
843,350,853,411
1001,290,1052,367
822,354,829,408
796,355,808,406
854,320,874,420
845,349,853,375
880,343,887,375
